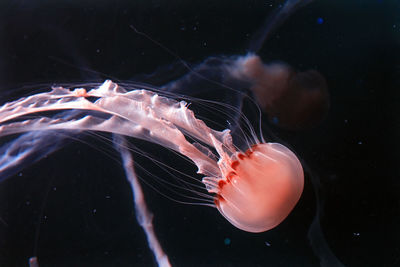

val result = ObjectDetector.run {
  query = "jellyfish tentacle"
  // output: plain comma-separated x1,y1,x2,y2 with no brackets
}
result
113,134,171,267
248,0,315,53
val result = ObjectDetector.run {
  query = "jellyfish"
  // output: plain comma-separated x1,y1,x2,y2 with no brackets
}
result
0,80,305,232
0,0,338,266
229,55,330,130
1,80,304,266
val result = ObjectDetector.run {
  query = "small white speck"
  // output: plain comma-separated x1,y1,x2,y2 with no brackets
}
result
344,119,348,123
53,187,57,191
93,209,97,214
358,141,363,145
105,195,111,199
96,49,100,53
265,241,271,247
26,201,30,205
353,232,360,236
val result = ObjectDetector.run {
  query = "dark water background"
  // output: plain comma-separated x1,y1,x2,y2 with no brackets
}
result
0,0,399,266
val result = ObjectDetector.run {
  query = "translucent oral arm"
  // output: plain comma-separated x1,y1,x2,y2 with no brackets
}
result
0,80,234,150
0,80,233,179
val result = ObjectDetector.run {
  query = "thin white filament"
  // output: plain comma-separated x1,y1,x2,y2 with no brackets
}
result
113,134,171,267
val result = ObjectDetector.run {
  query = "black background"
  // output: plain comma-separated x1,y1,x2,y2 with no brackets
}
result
0,0,399,266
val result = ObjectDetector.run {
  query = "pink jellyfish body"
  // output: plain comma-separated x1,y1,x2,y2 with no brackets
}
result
214,142,303,233
0,80,304,235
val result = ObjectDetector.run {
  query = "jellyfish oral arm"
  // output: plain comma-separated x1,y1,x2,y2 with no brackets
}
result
0,80,304,233
0,81,232,176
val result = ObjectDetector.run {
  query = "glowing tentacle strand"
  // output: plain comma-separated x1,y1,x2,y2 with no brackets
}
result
113,134,171,267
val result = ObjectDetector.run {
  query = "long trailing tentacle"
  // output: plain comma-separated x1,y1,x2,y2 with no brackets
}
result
113,134,171,267
248,0,315,53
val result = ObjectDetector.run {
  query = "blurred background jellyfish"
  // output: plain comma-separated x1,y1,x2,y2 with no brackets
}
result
156,0,330,132
231,55,329,130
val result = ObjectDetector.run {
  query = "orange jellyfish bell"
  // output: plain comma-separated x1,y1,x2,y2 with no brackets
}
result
215,142,304,233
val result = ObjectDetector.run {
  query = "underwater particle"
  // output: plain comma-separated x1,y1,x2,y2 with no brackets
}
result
29,257,39,267
224,238,231,245
316,17,324,24
265,241,271,247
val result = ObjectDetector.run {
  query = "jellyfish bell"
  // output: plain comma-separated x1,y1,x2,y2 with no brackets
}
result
211,142,304,233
